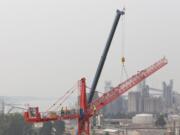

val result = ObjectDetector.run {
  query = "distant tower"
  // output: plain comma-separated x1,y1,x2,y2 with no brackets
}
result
163,80,173,108
0,97,5,115
138,80,149,98
128,91,141,113
136,80,150,113
104,81,112,92
103,81,113,117
103,81,127,117
143,97,164,113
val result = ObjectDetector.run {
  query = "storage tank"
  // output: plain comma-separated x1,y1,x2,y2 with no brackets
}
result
129,131,141,135
168,114,180,121
132,114,153,124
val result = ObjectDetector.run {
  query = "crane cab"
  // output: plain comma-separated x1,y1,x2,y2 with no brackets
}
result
24,107,41,122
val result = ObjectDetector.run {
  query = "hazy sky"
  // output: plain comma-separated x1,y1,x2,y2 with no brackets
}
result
0,0,179,97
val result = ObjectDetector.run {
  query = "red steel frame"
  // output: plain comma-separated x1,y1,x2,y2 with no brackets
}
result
78,78,90,135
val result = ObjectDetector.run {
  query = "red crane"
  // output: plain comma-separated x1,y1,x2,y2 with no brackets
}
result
23,9,168,135
24,57,167,134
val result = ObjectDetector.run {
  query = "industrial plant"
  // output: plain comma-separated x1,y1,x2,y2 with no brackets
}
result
0,0,179,135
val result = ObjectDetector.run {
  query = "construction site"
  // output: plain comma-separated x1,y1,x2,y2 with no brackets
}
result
20,9,174,135
0,0,179,135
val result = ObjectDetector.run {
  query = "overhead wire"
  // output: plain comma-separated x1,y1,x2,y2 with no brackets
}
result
56,88,76,110
120,7,129,82
46,82,78,112
55,81,79,111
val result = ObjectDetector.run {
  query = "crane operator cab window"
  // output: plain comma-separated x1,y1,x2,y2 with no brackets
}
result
29,107,38,118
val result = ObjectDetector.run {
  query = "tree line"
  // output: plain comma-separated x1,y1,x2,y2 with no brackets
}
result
0,113,65,135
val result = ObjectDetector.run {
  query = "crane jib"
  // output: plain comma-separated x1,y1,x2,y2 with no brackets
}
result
88,58,168,115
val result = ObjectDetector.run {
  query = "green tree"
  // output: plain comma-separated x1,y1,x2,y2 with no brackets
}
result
53,121,65,135
155,114,166,127
0,113,33,135
39,122,53,135
0,113,65,135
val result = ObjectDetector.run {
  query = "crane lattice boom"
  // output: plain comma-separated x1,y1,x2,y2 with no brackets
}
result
88,58,168,115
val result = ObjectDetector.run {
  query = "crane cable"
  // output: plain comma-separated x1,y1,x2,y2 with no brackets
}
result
55,88,77,111
46,83,78,112
120,7,129,82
